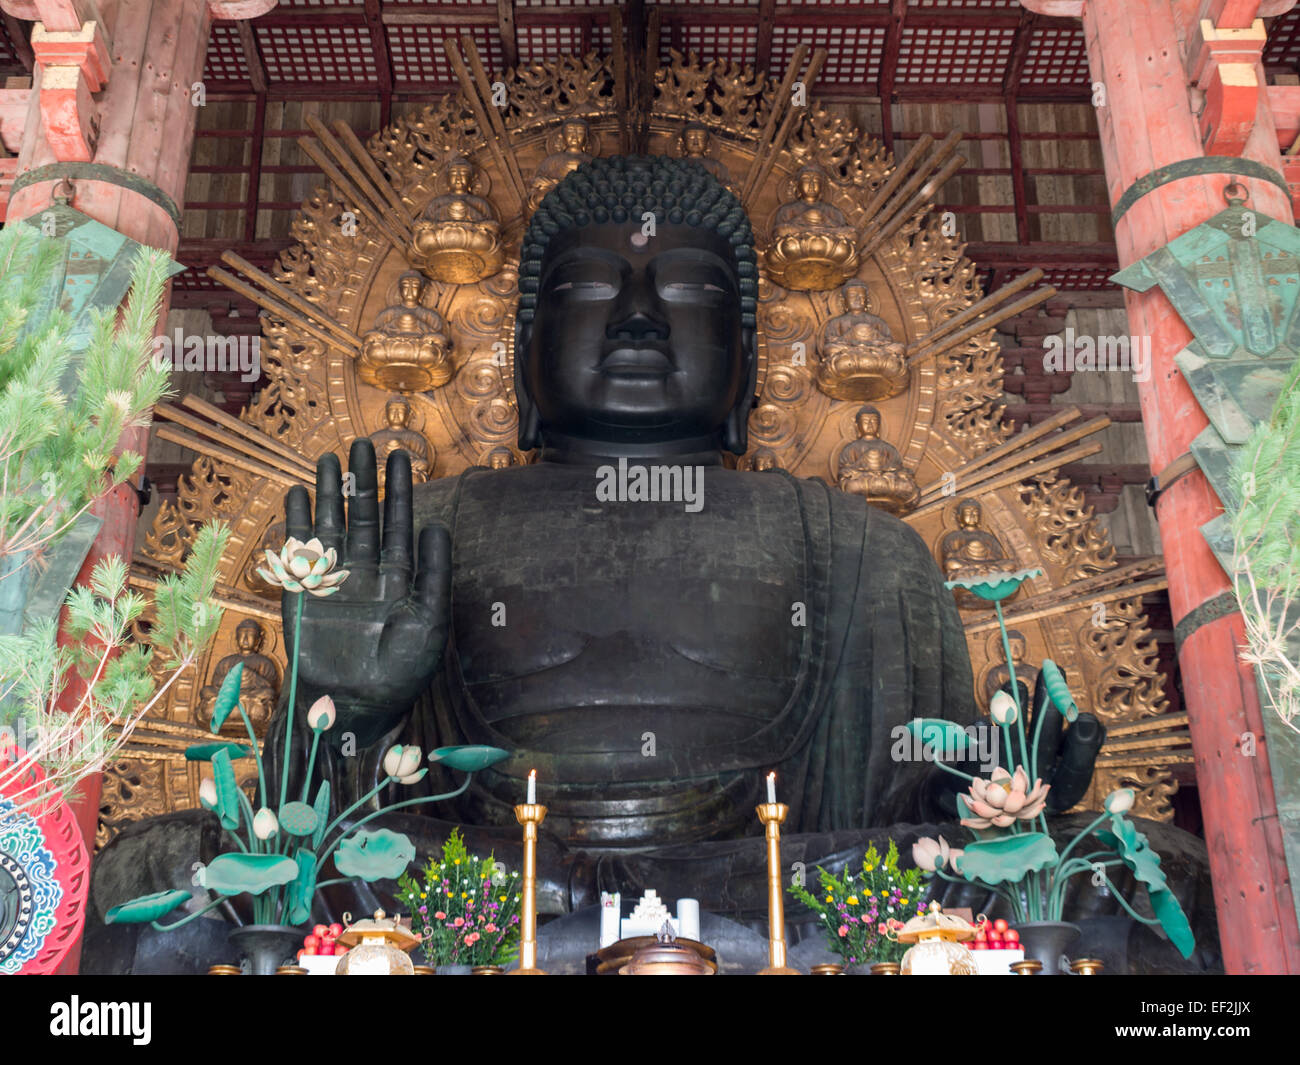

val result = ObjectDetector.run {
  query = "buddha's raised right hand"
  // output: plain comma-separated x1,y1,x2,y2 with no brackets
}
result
282,439,451,747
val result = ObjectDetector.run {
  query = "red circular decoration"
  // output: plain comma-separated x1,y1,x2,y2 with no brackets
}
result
0,747,92,974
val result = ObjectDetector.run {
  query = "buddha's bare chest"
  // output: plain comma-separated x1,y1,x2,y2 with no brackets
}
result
432,467,808,707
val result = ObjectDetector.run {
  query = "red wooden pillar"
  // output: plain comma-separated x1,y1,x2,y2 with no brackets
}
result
1023,0,1300,973
1,0,276,973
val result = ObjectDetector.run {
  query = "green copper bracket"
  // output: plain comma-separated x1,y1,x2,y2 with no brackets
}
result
11,162,183,230
1111,156,1290,227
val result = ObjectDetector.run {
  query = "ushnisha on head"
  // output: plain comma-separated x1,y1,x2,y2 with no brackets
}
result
514,155,760,457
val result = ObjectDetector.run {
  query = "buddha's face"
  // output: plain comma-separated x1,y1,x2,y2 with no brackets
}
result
844,285,869,313
1009,636,1026,663
754,450,775,471
386,400,410,428
488,448,512,469
521,221,749,448
798,170,823,201
683,128,708,156
236,624,260,654
856,411,881,438
562,122,587,152
447,164,473,194
398,275,422,305
958,501,982,528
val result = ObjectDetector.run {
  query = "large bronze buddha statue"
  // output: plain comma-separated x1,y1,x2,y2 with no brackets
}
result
87,156,1217,973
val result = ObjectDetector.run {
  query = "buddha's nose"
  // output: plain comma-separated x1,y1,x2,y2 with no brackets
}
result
606,280,669,342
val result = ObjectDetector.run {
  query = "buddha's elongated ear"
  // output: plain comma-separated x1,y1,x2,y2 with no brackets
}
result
722,326,758,455
513,316,541,451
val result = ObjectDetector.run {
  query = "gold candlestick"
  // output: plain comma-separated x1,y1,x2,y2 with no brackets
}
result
756,802,800,974
510,802,547,975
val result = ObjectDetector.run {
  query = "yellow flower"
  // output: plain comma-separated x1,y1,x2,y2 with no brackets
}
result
825,895,834,903
499,895,507,902
847,896,858,906
420,892,426,898
462,892,469,898
454,859,461,865
864,864,874,872
901,897,909,905
865,890,874,897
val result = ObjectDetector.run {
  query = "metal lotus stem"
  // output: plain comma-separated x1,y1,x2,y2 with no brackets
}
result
511,802,548,975
756,802,800,975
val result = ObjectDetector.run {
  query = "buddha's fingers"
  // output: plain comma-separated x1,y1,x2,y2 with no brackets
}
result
381,449,414,587
414,523,452,621
314,452,345,555
286,484,312,544
345,438,381,569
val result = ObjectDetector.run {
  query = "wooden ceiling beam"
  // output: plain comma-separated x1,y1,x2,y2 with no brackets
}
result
497,0,518,69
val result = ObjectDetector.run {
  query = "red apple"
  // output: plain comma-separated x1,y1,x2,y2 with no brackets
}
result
301,944,318,956
974,929,987,942
328,923,343,938
318,943,335,956
312,924,329,937
1005,929,1020,943
993,918,1009,934
303,934,320,950
971,940,987,950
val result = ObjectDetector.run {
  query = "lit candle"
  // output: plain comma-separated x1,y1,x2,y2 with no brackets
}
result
527,768,537,805
767,771,777,805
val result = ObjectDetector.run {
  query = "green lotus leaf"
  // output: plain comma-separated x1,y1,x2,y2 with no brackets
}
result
278,801,318,837
198,853,299,896
210,661,244,733
334,828,416,882
944,568,1042,602
210,747,241,831
286,848,317,926
1149,887,1196,960
1096,817,1192,957
429,745,510,772
105,889,192,925
311,780,331,850
184,741,252,762
1098,816,1170,894
1039,659,1078,722
902,718,973,760
953,832,1059,886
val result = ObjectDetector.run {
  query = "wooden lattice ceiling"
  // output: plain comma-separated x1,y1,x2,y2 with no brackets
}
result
7,3,1300,301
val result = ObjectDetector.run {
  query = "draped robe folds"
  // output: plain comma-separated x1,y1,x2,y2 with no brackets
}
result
396,462,978,844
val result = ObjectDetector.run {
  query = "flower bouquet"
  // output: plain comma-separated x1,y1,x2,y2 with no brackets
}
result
105,538,509,943
398,827,522,971
908,568,1195,959
788,840,927,967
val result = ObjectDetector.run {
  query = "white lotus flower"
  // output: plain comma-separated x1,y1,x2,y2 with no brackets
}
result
307,695,337,731
256,537,349,597
384,744,424,784
199,779,217,810
989,690,1019,726
1104,787,1136,815
252,807,279,840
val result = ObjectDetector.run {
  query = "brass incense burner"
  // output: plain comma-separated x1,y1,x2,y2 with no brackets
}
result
619,924,716,976
333,910,421,976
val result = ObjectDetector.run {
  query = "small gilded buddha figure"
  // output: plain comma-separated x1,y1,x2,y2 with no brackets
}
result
678,123,731,186
749,447,780,472
410,156,505,285
528,117,596,212
941,497,1019,609
370,396,434,492
815,280,909,402
766,165,860,291
197,619,281,735
481,446,517,470
983,628,1038,710
835,405,920,515
357,272,454,393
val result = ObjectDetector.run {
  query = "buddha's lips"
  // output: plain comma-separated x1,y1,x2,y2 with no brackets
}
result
597,347,675,376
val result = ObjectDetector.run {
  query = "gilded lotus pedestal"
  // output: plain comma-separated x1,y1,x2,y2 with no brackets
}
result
410,221,506,285
764,233,860,291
